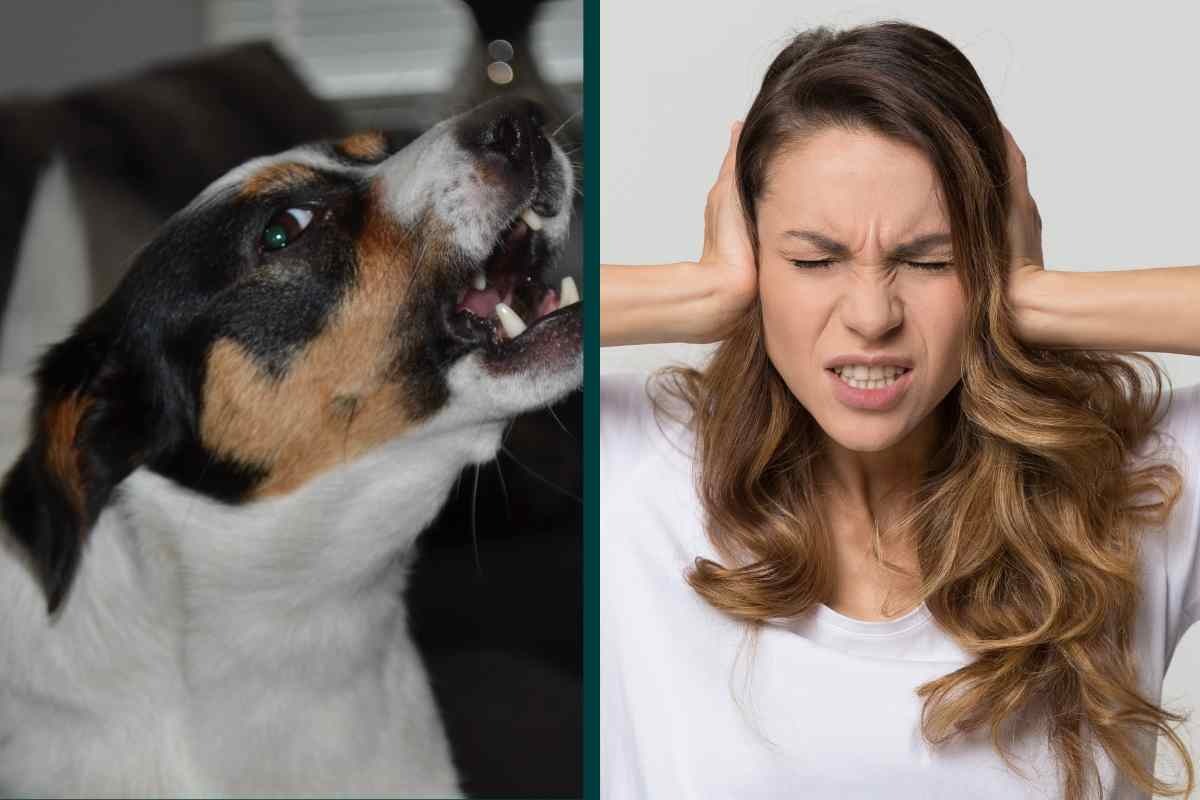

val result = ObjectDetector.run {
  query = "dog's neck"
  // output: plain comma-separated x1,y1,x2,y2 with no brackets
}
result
4,405,506,688
0,406,500,795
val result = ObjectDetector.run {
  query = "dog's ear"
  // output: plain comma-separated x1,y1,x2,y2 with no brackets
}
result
1,328,156,614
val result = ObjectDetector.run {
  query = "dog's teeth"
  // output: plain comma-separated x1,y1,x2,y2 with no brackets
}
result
472,272,487,291
560,276,579,306
495,302,527,338
520,207,544,232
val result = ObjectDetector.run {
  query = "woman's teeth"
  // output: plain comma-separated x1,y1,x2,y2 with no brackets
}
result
833,364,909,390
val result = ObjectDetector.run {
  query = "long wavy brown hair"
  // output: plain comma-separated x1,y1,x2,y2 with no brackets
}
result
656,20,1193,800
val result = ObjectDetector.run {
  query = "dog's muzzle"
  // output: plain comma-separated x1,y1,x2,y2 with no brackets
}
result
441,97,582,376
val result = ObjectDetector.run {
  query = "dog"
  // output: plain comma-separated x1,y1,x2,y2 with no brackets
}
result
0,96,581,797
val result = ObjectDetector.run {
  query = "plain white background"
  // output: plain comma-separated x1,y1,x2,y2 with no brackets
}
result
600,1,1200,794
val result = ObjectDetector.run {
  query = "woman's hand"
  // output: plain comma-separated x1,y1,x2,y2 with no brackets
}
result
1002,123,1046,315
696,122,759,341
599,122,759,346
1000,122,1200,356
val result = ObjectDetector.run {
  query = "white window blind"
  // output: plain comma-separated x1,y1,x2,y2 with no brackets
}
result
205,0,583,99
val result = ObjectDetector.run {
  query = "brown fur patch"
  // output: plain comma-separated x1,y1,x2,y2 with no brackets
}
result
337,131,388,162
44,392,94,517
200,185,430,497
239,162,321,199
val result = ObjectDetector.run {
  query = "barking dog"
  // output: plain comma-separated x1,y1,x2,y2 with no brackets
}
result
0,97,581,797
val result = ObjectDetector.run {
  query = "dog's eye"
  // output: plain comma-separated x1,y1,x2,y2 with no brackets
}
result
262,207,315,251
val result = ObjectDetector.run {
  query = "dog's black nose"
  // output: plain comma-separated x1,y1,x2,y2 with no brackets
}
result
461,96,552,171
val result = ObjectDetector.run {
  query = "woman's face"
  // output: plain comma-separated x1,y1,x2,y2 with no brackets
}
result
756,126,967,454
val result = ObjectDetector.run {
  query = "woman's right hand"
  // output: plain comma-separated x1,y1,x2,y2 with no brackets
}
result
696,121,759,341
599,121,760,347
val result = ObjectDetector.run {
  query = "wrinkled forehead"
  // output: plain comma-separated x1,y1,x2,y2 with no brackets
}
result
760,127,949,232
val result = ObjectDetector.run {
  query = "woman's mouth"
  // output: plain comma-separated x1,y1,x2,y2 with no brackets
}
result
831,365,910,389
826,365,914,411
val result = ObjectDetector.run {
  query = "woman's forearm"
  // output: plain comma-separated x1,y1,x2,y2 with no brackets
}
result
600,262,724,346
1012,267,1200,356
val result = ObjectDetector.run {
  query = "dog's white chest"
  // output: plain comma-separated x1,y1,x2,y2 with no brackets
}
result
0,631,458,797
0,425,494,797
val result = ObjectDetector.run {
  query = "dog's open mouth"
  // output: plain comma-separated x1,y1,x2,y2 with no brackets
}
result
447,205,581,361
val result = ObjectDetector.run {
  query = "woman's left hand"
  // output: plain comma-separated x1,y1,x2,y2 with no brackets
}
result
999,123,1200,356
1002,124,1045,302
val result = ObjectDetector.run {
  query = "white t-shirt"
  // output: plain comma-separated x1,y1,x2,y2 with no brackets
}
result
600,372,1200,799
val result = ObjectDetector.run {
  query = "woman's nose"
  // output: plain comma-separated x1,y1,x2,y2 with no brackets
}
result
838,274,903,341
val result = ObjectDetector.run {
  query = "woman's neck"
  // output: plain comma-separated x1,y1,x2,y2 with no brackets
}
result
819,405,941,519
817,407,944,618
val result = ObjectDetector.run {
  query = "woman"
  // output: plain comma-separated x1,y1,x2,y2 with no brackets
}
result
600,21,1200,800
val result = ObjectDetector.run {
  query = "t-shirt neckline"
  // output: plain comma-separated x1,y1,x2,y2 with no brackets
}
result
809,600,934,638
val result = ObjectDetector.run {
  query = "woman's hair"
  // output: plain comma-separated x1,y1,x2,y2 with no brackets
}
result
656,20,1193,800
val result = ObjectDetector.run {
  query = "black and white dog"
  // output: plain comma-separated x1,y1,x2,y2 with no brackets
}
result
0,97,580,796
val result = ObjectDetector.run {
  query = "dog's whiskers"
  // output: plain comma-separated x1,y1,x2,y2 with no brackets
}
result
493,459,511,522
470,462,483,576
546,402,575,441
499,444,581,503
549,109,582,139
494,420,515,521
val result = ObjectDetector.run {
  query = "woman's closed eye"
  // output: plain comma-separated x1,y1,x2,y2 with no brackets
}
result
787,258,953,271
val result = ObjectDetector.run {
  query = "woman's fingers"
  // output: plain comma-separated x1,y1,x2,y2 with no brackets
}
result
703,122,741,259
710,123,756,284
716,123,745,227
1002,123,1029,189
697,120,757,338
1001,123,1045,267
716,121,742,182
1003,123,1040,225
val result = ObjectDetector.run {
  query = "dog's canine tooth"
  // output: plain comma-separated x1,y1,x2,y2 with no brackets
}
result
520,207,544,232
472,272,487,291
560,276,579,306
495,302,526,338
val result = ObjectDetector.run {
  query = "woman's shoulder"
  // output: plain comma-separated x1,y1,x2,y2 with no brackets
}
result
601,371,693,428
1159,382,1200,439
1140,382,1200,666
600,371,653,416
600,371,696,480
1140,381,1200,469
599,372,655,447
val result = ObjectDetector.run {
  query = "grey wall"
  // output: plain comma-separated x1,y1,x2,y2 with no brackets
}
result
0,1,204,97
600,0,1200,392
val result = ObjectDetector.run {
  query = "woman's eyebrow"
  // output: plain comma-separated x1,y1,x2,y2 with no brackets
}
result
782,230,952,260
